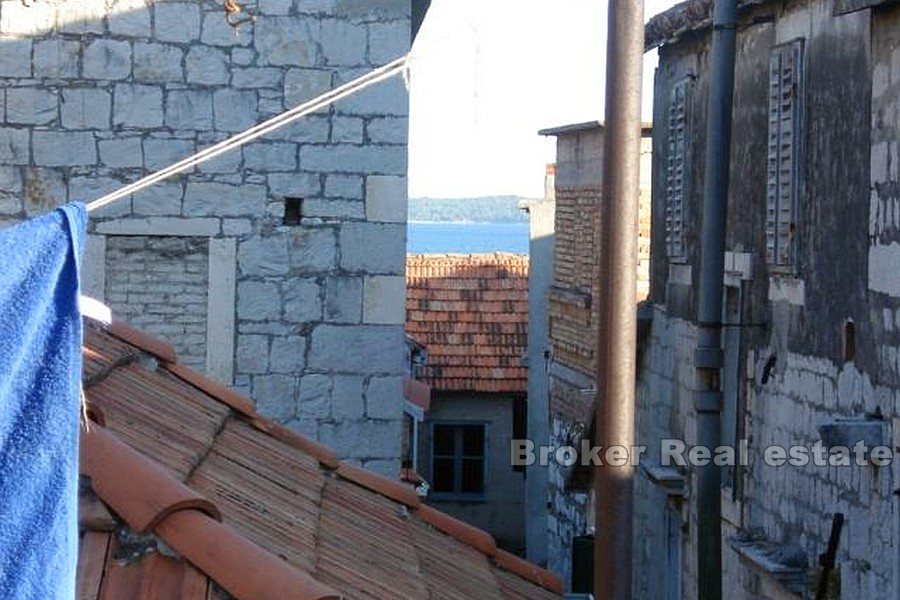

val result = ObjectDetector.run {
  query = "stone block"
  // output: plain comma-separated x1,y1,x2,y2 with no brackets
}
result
95,217,220,236
98,137,144,169
155,2,200,43
331,116,364,143
186,46,229,85
284,68,334,107
84,40,132,80
0,1,53,35
321,19,366,66
232,67,283,89
299,144,407,175
303,199,365,219
57,0,106,34
6,88,57,126
298,374,332,418
238,235,290,276
289,227,337,271
134,42,183,83
325,276,362,323
196,150,241,174
108,0,152,37
238,280,281,321
270,335,306,373
308,324,403,373
367,117,408,145
283,277,322,322
256,17,315,66
253,374,297,421
231,47,255,65
267,116,330,143
318,419,401,459
268,173,321,197
61,89,111,130
33,39,78,78
365,376,403,419
183,182,266,217
243,142,297,171
368,21,410,65
33,131,96,167
363,276,405,325
143,137,195,170
131,182,183,216
325,174,363,199
365,175,407,223
166,90,214,130
0,36,30,77
237,334,269,374
213,89,258,132
114,84,163,128
331,375,365,419
202,11,253,46
339,222,405,273
0,128,27,165
69,177,129,215
258,0,293,14
334,72,407,117
334,0,408,20
23,168,66,215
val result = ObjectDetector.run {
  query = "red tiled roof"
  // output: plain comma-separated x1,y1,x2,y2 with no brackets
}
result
406,254,529,393
78,318,561,600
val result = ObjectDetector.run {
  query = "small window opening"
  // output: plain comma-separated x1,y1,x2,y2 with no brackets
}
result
283,197,303,226
843,319,856,361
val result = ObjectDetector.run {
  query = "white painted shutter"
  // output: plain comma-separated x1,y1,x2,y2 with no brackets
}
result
766,40,804,267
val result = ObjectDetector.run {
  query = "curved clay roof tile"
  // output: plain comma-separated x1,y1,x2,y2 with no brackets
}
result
80,425,220,533
416,505,497,556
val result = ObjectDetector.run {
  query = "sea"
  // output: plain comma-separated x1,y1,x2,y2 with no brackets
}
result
407,221,529,254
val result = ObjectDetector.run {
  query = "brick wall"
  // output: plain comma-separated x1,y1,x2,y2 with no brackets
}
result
0,0,411,475
105,236,209,369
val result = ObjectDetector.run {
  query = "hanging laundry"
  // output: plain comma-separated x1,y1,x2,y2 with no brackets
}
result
0,203,85,599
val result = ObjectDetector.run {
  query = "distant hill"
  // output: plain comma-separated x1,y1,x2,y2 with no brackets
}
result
408,196,528,223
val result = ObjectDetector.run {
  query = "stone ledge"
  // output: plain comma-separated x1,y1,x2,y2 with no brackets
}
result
95,217,220,237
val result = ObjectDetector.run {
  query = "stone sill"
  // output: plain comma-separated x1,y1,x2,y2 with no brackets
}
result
730,535,807,596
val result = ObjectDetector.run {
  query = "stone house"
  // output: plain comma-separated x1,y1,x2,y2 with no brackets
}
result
531,122,652,588
636,0,900,598
0,0,422,476
406,253,530,554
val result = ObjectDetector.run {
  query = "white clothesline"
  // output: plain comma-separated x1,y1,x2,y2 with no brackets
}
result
85,55,410,213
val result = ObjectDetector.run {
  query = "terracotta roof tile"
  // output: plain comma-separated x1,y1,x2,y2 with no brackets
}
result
106,319,178,364
406,254,529,393
78,319,561,599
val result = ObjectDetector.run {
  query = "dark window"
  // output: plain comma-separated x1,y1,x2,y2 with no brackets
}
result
766,39,805,269
844,319,856,361
283,197,303,226
665,77,693,261
431,423,486,497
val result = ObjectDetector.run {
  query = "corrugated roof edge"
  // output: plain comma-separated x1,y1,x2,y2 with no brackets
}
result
92,319,564,594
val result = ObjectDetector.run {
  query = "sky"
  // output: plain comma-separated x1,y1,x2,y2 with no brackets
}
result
407,0,682,199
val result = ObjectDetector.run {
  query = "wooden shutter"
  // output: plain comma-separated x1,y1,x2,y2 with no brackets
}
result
766,40,804,267
665,78,691,260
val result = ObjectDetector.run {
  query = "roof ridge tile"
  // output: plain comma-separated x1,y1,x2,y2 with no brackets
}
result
106,320,178,364
249,417,341,470
415,504,497,557
494,548,565,594
80,425,220,533
334,462,422,508
164,363,258,418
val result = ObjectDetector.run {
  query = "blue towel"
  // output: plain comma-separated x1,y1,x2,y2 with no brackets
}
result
0,204,86,599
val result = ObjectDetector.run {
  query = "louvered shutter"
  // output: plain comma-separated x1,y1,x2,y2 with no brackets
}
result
665,79,691,260
766,40,804,267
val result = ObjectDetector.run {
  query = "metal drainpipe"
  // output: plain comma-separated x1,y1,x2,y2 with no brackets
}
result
593,1,643,599
695,1,738,599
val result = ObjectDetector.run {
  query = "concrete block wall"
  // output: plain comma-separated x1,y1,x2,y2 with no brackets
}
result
0,0,411,475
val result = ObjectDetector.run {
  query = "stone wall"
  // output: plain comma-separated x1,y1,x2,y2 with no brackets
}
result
635,1,900,598
0,0,411,475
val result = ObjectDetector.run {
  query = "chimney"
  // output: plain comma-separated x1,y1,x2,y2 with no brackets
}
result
545,163,557,200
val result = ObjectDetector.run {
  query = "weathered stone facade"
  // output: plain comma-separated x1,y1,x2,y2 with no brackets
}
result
638,1,900,598
537,122,652,588
0,0,411,475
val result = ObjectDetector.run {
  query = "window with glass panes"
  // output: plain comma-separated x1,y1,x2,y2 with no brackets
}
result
431,423,486,498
